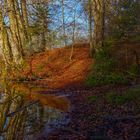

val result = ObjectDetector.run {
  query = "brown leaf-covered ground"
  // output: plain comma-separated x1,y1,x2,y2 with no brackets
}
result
13,43,93,89
47,85,140,140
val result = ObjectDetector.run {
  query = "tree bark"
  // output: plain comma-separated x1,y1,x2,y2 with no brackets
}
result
0,6,13,68
21,0,29,41
7,0,24,64
88,0,94,57
21,0,28,30
62,0,67,46
92,0,105,53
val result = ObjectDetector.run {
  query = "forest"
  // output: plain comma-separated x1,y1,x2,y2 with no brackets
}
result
0,0,140,140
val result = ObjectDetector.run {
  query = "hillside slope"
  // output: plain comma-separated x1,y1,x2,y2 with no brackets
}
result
17,43,93,89
14,41,140,89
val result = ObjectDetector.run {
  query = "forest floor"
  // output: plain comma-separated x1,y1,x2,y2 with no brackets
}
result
12,42,140,140
46,85,140,140
14,42,93,89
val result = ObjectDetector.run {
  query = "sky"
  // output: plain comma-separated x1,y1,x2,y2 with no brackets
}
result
48,0,89,44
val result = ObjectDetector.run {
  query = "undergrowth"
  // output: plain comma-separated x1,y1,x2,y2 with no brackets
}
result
128,64,140,77
86,73,128,87
105,87,140,105
87,95,98,103
87,87,140,106
86,42,129,87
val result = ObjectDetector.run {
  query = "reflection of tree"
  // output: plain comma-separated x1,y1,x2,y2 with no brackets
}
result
0,81,65,140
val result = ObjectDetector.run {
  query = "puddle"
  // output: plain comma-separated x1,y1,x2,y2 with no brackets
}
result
0,81,70,140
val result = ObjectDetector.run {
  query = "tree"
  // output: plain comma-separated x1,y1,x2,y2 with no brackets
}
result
27,0,50,51
0,0,31,67
92,0,105,54
0,4,13,69
7,0,24,64
61,0,67,46
106,0,140,40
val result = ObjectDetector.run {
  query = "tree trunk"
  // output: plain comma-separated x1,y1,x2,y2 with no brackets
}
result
88,0,94,57
92,0,105,53
70,7,76,61
7,0,24,64
62,0,67,46
21,0,28,30
15,0,28,47
0,7,13,68
21,0,29,41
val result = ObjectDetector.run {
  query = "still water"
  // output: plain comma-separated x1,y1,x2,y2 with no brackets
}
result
0,81,70,140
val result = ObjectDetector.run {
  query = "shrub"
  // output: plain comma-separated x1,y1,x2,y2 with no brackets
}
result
128,64,139,76
94,48,115,74
105,87,140,105
86,72,128,87
105,92,130,105
125,87,140,103
86,42,129,87
87,95,98,103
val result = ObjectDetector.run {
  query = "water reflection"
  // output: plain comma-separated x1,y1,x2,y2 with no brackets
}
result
0,81,70,140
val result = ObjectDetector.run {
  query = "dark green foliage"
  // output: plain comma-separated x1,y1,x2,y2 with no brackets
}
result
105,87,140,105
86,87,140,106
125,87,140,102
107,0,140,40
87,95,98,103
94,49,115,74
86,73,128,87
86,44,128,87
105,92,130,105
128,64,139,76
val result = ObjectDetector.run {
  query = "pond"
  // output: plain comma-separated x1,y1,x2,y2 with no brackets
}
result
0,80,70,140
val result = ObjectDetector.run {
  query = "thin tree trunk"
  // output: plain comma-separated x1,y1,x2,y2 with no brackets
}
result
62,0,67,46
88,0,94,57
70,8,76,61
101,0,105,47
